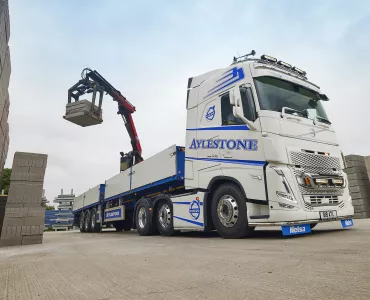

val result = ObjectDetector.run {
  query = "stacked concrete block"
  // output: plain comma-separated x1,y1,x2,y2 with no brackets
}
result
0,0,10,183
0,152,47,247
344,155,370,218
0,194,6,234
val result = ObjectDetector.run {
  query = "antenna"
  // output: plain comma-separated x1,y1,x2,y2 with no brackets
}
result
233,50,256,64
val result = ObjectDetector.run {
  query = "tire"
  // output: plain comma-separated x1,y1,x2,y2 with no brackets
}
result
90,208,101,233
135,201,153,236
310,223,318,229
114,222,124,232
211,183,254,239
79,212,85,233
156,200,174,236
84,210,92,233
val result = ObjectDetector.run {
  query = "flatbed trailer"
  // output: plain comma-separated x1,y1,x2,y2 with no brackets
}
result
73,145,197,233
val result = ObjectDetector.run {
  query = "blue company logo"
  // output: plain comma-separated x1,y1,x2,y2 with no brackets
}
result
206,105,215,121
105,209,121,219
189,138,258,151
205,66,245,98
189,200,200,220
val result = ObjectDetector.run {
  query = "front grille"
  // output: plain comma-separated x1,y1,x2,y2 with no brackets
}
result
304,195,341,207
290,151,344,196
290,151,341,170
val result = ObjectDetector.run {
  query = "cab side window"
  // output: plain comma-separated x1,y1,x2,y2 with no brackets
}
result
221,93,244,125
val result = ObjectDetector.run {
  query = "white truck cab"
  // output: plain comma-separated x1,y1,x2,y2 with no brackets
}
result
184,53,354,236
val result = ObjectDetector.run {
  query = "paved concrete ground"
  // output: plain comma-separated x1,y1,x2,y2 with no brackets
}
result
1,220,370,300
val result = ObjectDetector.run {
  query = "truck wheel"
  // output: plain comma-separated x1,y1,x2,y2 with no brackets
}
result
84,210,92,233
90,208,101,233
79,212,85,233
156,200,174,236
114,222,124,232
211,183,254,239
135,202,153,236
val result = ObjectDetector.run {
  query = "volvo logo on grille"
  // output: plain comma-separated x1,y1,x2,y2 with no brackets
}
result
309,128,316,137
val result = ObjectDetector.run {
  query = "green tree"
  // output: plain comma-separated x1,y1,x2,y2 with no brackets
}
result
1,168,11,194
44,205,55,210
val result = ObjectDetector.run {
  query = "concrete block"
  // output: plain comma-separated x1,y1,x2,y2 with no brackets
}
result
1,225,22,237
21,225,43,236
345,160,366,168
12,152,47,169
344,166,368,175
351,199,365,206
4,207,27,218
350,192,370,200
345,155,365,163
22,235,43,245
349,179,370,187
10,166,46,182
7,181,43,205
2,217,24,226
27,207,45,217
354,211,370,219
24,216,44,226
349,185,370,195
0,236,22,247
353,203,370,212
64,100,103,127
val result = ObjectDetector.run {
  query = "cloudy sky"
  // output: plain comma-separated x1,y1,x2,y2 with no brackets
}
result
7,0,370,202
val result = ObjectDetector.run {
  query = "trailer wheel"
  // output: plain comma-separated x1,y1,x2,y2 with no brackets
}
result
211,183,254,239
90,208,101,233
135,202,153,236
156,200,174,236
84,209,92,233
79,212,85,233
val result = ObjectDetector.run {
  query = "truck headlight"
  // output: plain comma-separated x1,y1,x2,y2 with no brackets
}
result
314,178,329,185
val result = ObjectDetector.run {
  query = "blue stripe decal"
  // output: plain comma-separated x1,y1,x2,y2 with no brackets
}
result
186,125,249,131
173,216,204,227
205,67,245,98
185,156,266,166
173,201,203,206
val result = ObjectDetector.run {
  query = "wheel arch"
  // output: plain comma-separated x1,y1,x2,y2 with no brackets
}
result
204,176,247,231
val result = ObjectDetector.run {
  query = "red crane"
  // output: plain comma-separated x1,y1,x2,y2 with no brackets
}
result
67,68,143,170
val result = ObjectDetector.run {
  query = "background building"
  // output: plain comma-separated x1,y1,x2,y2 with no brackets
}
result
51,189,75,230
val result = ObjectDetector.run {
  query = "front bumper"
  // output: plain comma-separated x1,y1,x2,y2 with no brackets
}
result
249,215,354,226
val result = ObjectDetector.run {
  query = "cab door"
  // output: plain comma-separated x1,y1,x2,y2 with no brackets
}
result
218,85,267,202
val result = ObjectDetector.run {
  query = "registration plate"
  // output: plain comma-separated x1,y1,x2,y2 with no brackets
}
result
319,210,337,220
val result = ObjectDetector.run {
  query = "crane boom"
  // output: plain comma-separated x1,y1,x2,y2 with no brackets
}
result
67,68,143,170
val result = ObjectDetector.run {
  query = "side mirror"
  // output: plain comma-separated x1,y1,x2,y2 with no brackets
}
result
233,106,257,130
320,93,329,101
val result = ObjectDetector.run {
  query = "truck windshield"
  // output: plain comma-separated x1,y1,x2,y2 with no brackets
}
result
254,76,329,121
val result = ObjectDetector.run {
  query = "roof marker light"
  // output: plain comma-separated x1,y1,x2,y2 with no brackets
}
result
292,66,307,76
261,55,277,63
278,61,292,69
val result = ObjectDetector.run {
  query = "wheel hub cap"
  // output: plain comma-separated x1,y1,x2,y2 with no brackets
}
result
217,195,238,228
159,204,171,228
138,207,147,229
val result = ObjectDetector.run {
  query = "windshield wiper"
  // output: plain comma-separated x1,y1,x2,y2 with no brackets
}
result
316,116,331,125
